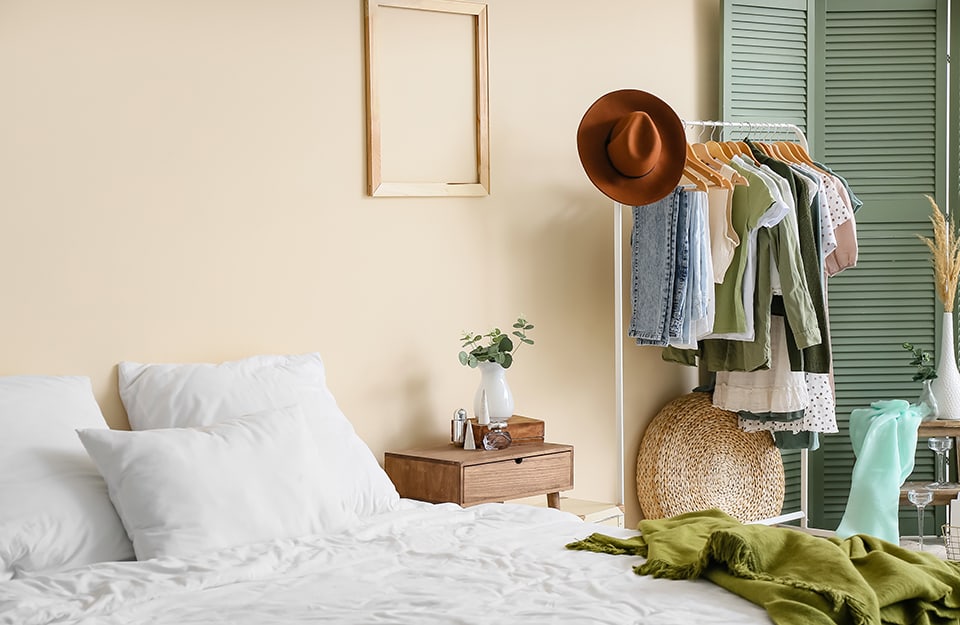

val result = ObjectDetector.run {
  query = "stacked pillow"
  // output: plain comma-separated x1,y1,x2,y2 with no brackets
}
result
0,376,134,579
87,353,400,560
79,405,331,560
1,353,400,572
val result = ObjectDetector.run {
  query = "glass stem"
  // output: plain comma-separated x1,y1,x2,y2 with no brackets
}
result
918,506,925,550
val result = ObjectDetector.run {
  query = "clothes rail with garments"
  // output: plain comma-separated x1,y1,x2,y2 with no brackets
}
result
575,91,860,529
649,118,859,529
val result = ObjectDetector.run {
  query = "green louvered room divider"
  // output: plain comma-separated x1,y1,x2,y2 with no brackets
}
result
721,0,947,534
720,0,811,521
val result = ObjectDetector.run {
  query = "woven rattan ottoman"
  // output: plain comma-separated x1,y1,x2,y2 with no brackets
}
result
636,391,785,522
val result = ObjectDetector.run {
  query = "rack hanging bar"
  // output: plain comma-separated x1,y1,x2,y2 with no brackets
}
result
681,119,808,151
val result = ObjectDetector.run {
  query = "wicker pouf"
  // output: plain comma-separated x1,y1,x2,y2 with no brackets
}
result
636,392,785,522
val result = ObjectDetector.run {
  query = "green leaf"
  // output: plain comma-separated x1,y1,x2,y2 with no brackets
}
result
457,316,532,369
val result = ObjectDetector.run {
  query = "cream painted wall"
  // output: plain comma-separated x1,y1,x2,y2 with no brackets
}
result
0,0,720,527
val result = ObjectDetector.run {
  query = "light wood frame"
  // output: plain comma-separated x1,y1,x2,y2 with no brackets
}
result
364,0,489,197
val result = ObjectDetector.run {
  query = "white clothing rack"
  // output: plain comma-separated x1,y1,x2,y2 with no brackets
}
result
680,119,808,151
614,119,810,528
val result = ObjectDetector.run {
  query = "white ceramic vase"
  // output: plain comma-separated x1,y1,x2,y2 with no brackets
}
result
931,311,960,420
918,379,940,421
473,361,514,425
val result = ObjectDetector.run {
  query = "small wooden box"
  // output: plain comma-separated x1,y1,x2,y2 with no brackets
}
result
509,496,625,528
469,415,544,446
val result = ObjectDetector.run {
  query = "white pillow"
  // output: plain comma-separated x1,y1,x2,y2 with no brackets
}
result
117,353,399,522
79,406,332,560
0,376,134,579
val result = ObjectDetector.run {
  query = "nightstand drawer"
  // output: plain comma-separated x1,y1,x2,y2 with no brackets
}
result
463,450,572,505
384,442,574,508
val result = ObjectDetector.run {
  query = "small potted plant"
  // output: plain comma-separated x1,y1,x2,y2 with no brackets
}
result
903,341,938,418
458,315,534,369
458,316,534,424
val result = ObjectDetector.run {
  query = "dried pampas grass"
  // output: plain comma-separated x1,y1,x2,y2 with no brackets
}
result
918,194,960,312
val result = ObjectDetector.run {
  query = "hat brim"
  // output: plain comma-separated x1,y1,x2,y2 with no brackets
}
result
577,89,686,206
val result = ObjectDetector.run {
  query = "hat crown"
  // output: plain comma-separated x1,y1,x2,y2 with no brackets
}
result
606,111,662,179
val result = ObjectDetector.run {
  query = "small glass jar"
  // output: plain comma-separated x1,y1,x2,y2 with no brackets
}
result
482,421,512,450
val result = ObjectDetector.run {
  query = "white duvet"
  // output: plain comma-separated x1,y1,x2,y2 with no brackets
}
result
0,502,771,625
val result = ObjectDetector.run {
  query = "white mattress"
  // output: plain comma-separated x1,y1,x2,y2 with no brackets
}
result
0,502,771,625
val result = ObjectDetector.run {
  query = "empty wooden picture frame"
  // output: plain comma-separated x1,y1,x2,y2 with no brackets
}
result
364,0,489,197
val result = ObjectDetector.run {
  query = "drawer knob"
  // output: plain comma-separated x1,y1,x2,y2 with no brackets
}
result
515,458,524,464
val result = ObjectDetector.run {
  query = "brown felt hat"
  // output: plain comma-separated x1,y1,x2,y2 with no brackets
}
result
577,89,686,206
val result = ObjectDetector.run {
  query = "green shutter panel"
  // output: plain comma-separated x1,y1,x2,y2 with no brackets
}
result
721,0,812,519
721,0,947,533
812,0,947,533
721,0,810,130
817,0,945,200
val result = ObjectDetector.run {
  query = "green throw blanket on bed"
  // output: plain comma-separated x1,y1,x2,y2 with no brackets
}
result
566,509,960,625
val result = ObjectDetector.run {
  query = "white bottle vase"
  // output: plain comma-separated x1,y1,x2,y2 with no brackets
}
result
931,311,960,420
473,361,514,425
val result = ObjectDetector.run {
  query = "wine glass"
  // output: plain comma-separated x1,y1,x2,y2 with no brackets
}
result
928,437,954,487
907,487,934,550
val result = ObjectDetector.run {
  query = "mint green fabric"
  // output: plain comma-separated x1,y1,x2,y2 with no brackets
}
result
836,399,926,544
567,509,960,625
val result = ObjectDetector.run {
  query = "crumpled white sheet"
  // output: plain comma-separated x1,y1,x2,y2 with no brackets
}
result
0,501,770,625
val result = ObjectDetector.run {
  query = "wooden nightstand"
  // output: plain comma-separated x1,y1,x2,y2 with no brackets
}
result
901,420,960,505
384,442,573,508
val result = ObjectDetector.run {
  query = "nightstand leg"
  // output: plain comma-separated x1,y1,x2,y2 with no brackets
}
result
546,492,560,509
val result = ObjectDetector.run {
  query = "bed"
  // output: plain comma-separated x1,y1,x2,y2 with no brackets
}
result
0,502,771,625
0,353,775,625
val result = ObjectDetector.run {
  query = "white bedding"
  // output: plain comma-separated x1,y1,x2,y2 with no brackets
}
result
0,502,771,625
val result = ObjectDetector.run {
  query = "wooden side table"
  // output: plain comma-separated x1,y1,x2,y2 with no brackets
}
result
900,420,960,504
384,442,573,508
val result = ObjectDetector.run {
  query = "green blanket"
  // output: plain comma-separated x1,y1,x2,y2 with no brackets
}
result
567,509,960,625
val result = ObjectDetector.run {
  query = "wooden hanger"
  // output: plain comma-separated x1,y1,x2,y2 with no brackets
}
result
679,168,709,192
680,172,709,192
775,140,831,174
726,140,758,164
719,140,740,160
685,143,732,189
752,141,776,158
763,140,791,161
704,140,732,163
693,142,749,186
780,141,814,165
691,142,720,167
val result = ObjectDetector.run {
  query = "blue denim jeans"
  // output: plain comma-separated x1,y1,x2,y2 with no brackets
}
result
629,188,686,346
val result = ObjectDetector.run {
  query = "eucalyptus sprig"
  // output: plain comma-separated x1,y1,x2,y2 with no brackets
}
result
902,342,937,382
458,315,534,369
